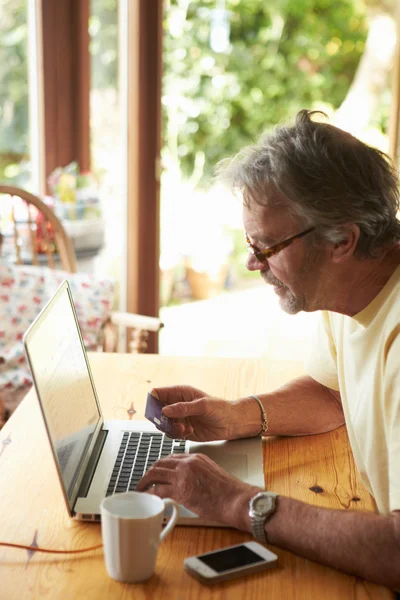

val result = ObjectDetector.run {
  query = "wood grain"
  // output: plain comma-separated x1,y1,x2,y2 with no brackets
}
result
0,354,393,600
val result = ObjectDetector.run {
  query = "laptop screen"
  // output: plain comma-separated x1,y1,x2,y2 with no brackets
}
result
24,282,101,499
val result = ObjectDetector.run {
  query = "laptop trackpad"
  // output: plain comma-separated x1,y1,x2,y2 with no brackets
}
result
189,442,249,480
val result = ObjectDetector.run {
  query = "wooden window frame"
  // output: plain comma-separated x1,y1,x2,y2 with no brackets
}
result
123,0,162,353
41,0,90,185
40,0,161,353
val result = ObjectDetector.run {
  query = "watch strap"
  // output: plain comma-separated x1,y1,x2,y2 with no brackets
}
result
251,515,269,544
249,491,278,544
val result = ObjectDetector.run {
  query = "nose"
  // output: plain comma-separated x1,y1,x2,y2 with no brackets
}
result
246,252,268,272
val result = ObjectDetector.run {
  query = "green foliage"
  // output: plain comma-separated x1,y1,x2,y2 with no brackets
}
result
0,0,29,182
0,0,119,183
89,0,118,90
163,0,368,187
0,0,370,189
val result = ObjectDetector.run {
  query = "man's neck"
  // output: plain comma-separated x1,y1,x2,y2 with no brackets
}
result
324,244,400,317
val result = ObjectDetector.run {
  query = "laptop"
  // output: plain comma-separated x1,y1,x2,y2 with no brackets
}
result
23,281,264,525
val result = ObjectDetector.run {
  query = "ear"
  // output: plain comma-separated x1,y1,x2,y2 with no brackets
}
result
331,224,360,263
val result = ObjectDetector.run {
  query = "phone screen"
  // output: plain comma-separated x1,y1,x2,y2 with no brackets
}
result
197,545,264,573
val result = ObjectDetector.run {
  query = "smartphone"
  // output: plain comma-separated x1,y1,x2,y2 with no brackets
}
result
184,541,278,585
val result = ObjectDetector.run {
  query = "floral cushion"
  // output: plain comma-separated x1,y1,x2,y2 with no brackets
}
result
0,263,115,391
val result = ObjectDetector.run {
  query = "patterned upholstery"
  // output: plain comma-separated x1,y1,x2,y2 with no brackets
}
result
0,263,114,425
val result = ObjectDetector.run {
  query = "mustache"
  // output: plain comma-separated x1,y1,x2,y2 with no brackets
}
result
261,271,283,287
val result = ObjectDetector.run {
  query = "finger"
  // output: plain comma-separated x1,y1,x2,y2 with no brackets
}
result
166,422,194,439
151,385,206,407
183,425,194,438
150,483,175,499
162,398,207,419
149,455,190,469
136,466,175,491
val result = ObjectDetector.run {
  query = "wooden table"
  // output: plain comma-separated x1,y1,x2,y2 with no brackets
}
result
0,354,393,599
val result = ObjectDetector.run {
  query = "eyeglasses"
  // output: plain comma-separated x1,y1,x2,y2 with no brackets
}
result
245,227,315,262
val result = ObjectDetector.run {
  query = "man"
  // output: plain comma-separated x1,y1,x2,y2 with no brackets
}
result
137,110,400,588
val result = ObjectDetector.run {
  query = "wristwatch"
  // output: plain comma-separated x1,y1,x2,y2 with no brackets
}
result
249,491,278,544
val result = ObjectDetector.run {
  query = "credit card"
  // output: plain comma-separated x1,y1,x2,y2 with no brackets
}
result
145,392,174,437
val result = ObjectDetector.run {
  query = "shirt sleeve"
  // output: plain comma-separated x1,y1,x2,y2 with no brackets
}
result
304,311,340,392
385,332,400,512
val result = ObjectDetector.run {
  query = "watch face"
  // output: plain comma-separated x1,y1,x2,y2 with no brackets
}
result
254,495,273,515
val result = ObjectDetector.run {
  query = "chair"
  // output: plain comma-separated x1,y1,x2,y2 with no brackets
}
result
0,185,163,426
0,184,77,272
0,184,163,353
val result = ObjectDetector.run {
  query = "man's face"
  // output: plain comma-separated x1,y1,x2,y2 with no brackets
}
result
243,200,329,314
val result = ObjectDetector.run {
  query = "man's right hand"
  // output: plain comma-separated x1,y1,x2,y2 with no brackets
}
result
150,385,257,442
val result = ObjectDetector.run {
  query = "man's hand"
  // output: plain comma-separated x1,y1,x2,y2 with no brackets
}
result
136,453,261,530
151,385,260,441
151,377,346,442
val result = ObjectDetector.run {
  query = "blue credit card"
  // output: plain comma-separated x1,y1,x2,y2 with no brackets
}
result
145,392,174,437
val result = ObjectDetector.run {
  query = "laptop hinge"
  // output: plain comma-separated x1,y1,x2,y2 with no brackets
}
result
76,429,108,499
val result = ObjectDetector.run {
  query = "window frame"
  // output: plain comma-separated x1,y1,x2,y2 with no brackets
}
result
39,0,161,352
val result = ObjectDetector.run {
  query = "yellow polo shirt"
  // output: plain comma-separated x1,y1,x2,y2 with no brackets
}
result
305,265,400,515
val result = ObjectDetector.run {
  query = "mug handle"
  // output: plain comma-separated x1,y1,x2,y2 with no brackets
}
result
159,498,179,542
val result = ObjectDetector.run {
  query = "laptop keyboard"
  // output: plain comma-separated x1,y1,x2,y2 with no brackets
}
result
106,431,186,496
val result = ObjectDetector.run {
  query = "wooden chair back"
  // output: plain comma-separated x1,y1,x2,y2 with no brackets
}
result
0,185,162,361
0,185,77,273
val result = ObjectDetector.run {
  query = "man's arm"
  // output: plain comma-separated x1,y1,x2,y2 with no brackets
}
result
235,375,344,438
234,490,400,589
158,376,345,440
137,453,400,589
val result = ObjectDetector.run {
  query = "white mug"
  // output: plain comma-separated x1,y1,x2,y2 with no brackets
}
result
101,491,179,583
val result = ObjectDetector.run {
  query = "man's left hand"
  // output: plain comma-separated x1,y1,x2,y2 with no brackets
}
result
136,453,261,531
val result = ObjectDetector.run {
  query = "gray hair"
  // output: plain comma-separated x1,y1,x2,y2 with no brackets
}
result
217,109,400,258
